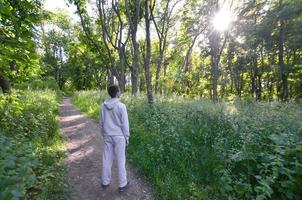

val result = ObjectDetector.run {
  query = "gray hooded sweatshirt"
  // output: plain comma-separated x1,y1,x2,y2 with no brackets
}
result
99,98,129,138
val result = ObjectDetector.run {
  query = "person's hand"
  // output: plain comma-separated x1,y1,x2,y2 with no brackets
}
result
125,137,129,146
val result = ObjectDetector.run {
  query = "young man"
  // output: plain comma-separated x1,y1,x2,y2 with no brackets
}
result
99,85,130,192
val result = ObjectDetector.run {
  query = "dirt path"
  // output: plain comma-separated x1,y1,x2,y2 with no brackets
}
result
59,97,155,200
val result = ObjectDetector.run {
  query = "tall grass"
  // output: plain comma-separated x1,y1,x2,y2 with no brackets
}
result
72,90,302,200
0,90,66,200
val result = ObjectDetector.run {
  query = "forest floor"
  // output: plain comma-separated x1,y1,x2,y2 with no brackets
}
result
59,97,155,200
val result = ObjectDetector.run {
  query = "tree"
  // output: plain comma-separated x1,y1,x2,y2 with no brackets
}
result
144,0,153,104
125,0,142,95
40,11,72,89
96,0,131,93
0,0,42,93
150,0,180,94
35,0,302,101
70,0,113,87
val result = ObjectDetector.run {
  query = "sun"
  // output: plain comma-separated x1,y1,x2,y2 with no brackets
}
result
212,8,232,31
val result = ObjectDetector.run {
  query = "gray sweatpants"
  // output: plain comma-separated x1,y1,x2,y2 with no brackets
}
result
101,136,127,187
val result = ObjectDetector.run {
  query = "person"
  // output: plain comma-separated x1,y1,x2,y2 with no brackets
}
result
99,85,130,192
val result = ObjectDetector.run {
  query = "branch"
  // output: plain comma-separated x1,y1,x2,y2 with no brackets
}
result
74,1,107,67
97,0,118,49
149,0,162,41
218,32,229,61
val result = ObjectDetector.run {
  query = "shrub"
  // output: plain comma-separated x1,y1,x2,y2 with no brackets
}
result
0,90,66,200
15,77,60,91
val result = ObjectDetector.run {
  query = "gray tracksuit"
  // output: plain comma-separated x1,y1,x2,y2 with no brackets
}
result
99,98,129,187
99,98,129,138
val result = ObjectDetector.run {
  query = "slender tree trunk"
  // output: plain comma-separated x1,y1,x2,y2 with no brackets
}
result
239,74,243,97
278,6,288,101
53,46,59,83
155,50,163,94
107,68,114,86
256,74,262,100
221,75,226,98
151,0,177,94
126,0,140,95
235,67,243,98
226,40,235,95
131,37,139,95
257,44,265,101
144,0,153,104
212,55,219,102
251,68,256,98
230,77,234,94
209,30,227,102
183,33,200,72
209,31,220,102
59,46,63,89
252,56,261,100
118,45,126,93
277,79,281,101
268,75,273,101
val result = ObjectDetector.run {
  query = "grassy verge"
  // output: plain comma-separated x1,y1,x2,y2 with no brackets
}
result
72,90,302,200
0,89,67,200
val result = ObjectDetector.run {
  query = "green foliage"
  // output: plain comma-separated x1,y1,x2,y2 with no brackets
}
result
0,0,42,80
15,77,60,91
40,10,107,91
72,90,302,200
0,90,66,200
0,134,38,200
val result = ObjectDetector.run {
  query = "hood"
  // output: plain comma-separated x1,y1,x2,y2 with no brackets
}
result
103,98,119,110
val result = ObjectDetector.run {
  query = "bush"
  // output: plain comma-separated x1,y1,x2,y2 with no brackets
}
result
0,90,66,200
0,134,37,200
15,77,60,91
72,91,302,200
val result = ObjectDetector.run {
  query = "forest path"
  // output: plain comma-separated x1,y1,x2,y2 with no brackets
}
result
59,97,154,200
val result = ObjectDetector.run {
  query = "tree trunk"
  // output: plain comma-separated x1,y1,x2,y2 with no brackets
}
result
251,69,256,98
268,75,273,101
150,0,177,95
183,32,200,72
118,45,126,93
256,44,266,101
155,50,163,94
59,46,63,89
0,76,11,93
235,68,243,98
227,39,235,96
209,29,227,102
126,0,140,96
221,76,226,99
238,74,243,97
144,0,153,104
256,74,262,100
230,77,234,94
209,31,220,102
212,55,219,102
278,7,288,101
107,68,114,86
131,37,139,95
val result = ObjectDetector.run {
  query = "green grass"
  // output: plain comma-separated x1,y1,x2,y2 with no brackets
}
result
72,90,302,200
0,89,67,200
